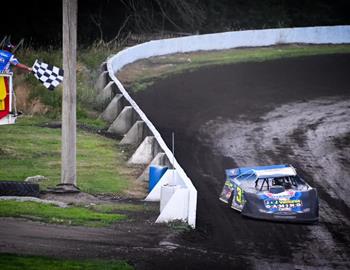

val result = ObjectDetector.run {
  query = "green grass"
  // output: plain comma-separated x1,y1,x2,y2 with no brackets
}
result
0,253,133,270
0,201,126,227
131,81,155,93
0,117,130,195
183,44,350,66
77,116,108,130
129,44,350,92
90,203,156,213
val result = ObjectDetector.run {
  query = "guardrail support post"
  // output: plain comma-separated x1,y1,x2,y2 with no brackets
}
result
157,187,189,223
100,94,125,123
128,136,161,164
120,120,148,145
108,106,134,135
100,62,107,72
95,71,109,94
96,81,118,109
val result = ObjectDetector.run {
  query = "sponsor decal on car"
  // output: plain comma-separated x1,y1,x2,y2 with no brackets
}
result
264,190,296,199
219,180,234,203
264,199,303,210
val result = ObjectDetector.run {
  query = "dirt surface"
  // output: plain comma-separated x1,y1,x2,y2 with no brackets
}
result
132,54,350,269
1,54,350,269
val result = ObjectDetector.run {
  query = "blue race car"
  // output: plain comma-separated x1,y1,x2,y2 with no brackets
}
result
219,164,319,223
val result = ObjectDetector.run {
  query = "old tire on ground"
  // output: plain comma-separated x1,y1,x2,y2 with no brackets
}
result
0,181,40,197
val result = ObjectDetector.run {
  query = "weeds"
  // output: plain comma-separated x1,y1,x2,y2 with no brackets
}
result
13,44,121,120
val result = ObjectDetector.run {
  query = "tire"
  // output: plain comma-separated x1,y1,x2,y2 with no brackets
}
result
0,181,40,197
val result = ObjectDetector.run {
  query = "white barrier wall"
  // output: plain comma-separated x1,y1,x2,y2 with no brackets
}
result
109,25,350,72
106,25,350,228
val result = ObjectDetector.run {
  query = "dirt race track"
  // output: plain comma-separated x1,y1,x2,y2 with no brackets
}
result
133,54,350,269
1,54,349,269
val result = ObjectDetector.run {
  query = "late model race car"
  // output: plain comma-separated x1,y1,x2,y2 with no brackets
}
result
219,164,319,223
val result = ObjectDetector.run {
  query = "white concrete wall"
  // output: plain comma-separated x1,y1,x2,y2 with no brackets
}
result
106,25,350,228
110,25,350,72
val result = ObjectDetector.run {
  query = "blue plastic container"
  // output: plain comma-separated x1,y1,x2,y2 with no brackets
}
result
149,165,168,192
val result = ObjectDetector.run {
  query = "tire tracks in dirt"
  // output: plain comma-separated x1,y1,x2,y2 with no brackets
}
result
134,54,350,269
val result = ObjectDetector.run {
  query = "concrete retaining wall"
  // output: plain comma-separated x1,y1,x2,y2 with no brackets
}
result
109,25,350,72
99,25,350,229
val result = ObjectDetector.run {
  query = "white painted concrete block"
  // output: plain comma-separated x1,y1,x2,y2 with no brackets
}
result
156,187,190,224
107,106,134,135
100,94,124,123
95,71,109,93
96,81,117,109
100,61,107,72
160,184,179,212
128,136,161,164
120,120,146,145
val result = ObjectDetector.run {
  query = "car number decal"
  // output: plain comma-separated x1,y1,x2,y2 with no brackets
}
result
235,186,243,205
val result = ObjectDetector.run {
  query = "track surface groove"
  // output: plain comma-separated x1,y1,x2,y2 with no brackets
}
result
133,54,350,269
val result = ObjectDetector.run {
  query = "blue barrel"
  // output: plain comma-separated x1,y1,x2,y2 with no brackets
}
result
149,165,168,192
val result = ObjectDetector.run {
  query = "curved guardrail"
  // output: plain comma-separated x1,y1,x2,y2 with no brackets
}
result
100,25,350,229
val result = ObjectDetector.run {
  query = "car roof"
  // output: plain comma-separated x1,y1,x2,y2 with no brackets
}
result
226,164,297,179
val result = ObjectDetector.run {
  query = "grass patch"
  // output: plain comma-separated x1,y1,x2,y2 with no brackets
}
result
0,116,130,195
0,201,126,227
167,220,192,233
0,253,133,270
126,44,350,92
78,117,108,130
179,44,350,66
90,203,156,213
131,81,155,93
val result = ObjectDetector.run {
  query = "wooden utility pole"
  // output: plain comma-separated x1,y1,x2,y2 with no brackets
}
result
61,0,78,191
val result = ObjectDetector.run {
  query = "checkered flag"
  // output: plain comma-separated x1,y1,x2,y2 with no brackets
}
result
32,60,64,90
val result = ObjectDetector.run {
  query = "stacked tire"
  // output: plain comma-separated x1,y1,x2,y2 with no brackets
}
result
0,181,40,197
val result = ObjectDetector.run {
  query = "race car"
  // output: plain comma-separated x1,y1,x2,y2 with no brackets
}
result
219,164,319,223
